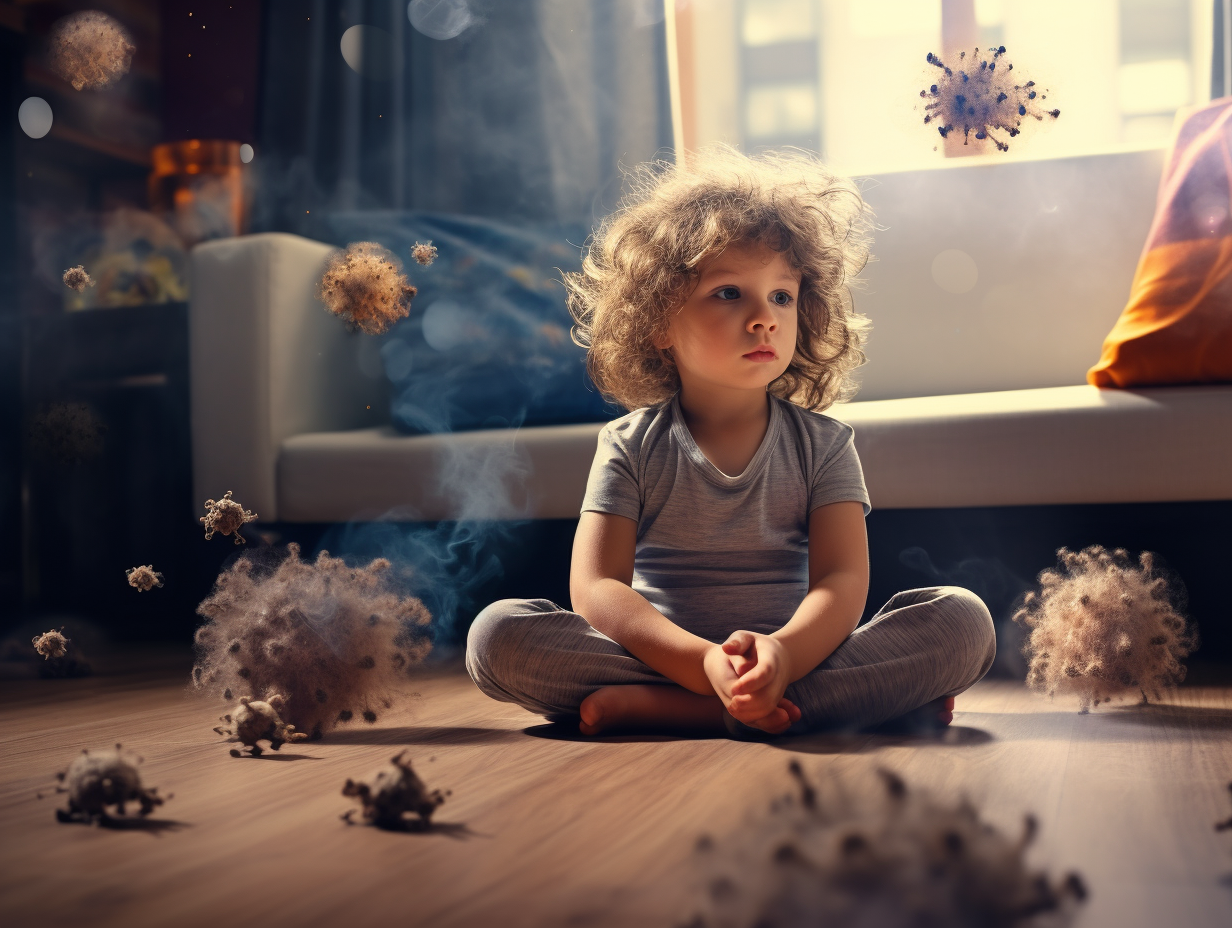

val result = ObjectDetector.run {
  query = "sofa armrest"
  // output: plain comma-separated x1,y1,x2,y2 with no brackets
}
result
189,233,387,523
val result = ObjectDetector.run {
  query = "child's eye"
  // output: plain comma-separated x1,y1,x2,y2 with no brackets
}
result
716,286,740,300
772,291,794,306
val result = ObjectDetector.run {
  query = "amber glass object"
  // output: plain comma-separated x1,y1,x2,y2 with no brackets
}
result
149,140,247,247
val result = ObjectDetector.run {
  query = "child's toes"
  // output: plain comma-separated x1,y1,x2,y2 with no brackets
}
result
578,692,607,735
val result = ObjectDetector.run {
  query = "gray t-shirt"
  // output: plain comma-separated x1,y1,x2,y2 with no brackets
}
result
581,393,871,641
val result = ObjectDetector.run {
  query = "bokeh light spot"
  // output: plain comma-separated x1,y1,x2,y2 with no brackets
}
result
340,24,394,80
931,249,978,294
239,143,254,164
18,97,53,139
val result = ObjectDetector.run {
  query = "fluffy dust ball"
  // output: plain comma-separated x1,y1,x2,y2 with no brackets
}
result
126,565,163,592
49,11,136,91
342,750,449,830
920,46,1059,151
62,265,95,292
200,490,257,544
27,401,106,464
192,542,433,738
680,762,1086,928
410,241,438,266
1013,546,1197,711
214,695,308,757
318,241,417,335
32,628,69,660
54,745,166,823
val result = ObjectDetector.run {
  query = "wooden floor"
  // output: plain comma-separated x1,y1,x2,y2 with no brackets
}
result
2,658,1231,928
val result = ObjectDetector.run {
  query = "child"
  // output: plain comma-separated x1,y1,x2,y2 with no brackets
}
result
466,146,995,737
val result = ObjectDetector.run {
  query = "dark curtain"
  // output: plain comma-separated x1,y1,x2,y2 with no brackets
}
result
253,0,673,237
1213,0,1229,100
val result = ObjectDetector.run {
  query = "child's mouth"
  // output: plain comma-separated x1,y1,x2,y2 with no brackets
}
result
742,349,777,362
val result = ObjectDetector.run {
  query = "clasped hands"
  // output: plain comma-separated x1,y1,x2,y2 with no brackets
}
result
703,630,802,735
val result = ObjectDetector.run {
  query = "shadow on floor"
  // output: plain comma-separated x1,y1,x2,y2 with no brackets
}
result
342,817,481,840
78,817,190,835
326,725,527,746
772,724,994,755
522,722,719,743
1098,703,1232,729
520,721,995,749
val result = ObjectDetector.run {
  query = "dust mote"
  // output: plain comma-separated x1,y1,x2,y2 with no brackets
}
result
679,761,1086,928
192,543,433,738
49,11,135,91
318,241,417,335
920,46,1060,152
1013,545,1196,711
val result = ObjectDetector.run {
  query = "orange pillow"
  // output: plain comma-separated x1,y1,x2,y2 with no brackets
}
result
1088,99,1232,388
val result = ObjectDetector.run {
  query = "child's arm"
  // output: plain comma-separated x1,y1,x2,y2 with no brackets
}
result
724,501,870,719
570,510,717,695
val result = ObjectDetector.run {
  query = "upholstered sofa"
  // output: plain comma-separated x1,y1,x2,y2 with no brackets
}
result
189,147,1232,526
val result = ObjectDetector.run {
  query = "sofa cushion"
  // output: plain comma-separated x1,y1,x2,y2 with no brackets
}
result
1088,100,1232,388
276,384,1232,522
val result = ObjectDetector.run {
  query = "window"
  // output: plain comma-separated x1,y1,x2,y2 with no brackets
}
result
672,0,1214,173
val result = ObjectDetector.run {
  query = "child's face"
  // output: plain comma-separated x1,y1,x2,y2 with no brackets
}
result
657,240,799,396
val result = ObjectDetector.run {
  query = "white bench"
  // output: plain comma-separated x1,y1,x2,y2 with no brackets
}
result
190,147,1232,522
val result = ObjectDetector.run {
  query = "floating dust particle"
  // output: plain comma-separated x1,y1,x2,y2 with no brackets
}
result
410,241,438,266
341,751,449,830
62,265,94,291
32,628,69,660
1013,545,1197,712
919,46,1060,152
318,242,417,335
200,490,257,544
49,11,136,91
125,565,164,592
191,543,433,737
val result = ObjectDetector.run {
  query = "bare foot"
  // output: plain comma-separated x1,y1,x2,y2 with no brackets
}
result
578,685,726,736
939,695,955,725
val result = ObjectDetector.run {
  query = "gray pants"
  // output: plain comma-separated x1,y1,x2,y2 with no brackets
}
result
465,586,996,733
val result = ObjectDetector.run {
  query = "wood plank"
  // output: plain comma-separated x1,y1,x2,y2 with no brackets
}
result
1,668,1230,928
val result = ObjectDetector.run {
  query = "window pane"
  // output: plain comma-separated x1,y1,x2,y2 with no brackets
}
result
678,0,1214,171
745,83,819,136
742,0,818,45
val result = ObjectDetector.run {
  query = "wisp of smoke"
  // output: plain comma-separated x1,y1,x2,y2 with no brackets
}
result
899,546,1033,678
1013,546,1197,711
191,543,433,738
920,46,1060,151
318,241,417,335
49,11,135,92
680,761,1087,928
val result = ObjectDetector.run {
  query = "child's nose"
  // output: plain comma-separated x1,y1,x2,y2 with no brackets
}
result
748,312,776,333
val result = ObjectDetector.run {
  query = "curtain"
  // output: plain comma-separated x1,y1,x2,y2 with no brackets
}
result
1213,0,1229,100
253,0,673,236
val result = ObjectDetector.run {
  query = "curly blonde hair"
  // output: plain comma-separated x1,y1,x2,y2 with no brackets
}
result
564,145,872,412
